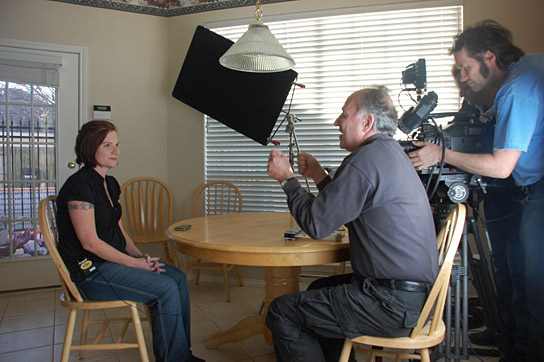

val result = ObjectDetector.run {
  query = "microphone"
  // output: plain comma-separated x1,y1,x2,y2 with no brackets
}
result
398,91,438,134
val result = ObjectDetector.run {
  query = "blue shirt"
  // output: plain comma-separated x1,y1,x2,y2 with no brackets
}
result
493,53,544,186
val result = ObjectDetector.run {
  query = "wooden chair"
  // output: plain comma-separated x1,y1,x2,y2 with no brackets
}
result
183,181,244,302
338,203,466,362
120,177,178,267
38,196,149,362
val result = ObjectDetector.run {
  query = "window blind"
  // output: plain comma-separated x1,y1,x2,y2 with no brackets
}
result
207,5,463,212
0,50,62,87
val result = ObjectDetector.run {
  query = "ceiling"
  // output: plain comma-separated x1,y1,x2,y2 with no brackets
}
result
51,0,292,17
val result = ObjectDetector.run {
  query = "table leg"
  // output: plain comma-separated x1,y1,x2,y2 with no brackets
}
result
263,266,301,345
204,314,264,349
204,266,301,348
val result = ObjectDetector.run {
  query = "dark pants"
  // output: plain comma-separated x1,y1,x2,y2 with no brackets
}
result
484,178,544,360
484,179,544,361
484,184,529,354
265,274,427,362
520,180,544,360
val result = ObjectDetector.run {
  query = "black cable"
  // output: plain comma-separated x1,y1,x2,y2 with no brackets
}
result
397,85,418,113
480,205,523,223
424,165,436,193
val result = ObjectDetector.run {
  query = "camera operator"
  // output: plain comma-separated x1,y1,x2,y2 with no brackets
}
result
452,64,526,352
408,20,543,360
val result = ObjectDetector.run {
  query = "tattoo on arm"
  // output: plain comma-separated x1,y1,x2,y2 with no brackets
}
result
68,202,94,210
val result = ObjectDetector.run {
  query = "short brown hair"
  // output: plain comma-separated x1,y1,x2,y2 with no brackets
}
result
75,120,118,168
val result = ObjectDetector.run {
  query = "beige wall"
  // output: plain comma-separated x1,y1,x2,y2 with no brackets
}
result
463,0,544,54
1,0,543,222
0,0,169,185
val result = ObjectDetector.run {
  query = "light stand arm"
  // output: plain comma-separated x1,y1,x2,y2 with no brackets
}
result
286,114,311,191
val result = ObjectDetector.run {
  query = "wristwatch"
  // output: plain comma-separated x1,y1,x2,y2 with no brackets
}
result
280,178,291,188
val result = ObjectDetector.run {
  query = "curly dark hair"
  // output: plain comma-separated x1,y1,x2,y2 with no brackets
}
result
75,120,118,168
450,19,524,71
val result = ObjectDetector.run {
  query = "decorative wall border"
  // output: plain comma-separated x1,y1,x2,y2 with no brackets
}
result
50,0,293,17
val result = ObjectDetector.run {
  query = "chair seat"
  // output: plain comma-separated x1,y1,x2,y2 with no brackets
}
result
351,319,445,350
60,297,138,310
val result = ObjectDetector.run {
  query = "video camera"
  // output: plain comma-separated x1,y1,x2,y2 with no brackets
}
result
397,59,495,204
399,115,494,155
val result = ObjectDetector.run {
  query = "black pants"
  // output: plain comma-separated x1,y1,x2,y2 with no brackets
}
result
483,183,529,354
265,274,427,362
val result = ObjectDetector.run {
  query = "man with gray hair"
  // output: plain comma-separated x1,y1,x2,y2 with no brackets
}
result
266,86,438,361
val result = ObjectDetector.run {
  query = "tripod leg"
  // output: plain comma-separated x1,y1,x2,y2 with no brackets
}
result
466,216,508,357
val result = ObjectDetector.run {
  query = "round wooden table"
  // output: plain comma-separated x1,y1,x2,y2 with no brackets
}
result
167,211,350,348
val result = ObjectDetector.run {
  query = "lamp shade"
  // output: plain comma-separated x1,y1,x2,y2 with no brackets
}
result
219,22,295,73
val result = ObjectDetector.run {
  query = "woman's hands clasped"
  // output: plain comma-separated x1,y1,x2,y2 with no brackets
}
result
134,253,165,274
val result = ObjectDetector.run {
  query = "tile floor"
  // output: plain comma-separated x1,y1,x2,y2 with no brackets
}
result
0,279,502,362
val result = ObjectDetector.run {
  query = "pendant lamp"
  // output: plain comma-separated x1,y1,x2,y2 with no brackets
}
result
219,0,295,73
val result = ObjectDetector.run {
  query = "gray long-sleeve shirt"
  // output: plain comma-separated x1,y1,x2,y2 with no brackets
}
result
283,134,438,283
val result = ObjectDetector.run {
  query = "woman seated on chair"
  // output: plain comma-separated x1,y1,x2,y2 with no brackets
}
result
56,120,204,362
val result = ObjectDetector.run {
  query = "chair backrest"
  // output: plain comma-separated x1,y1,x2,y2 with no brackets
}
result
410,203,466,338
436,212,453,262
38,195,85,302
120,177,173,241
192,181,242,217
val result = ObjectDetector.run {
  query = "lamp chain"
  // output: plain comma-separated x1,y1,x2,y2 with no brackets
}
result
255,0,263,22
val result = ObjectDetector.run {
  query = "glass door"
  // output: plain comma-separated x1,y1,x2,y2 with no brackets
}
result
0,42,83,291
0,81,57,260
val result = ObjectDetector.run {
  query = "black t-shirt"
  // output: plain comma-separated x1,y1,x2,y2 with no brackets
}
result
56,166,127,278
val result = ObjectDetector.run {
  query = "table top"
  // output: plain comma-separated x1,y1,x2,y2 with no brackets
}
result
167,212,350,267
